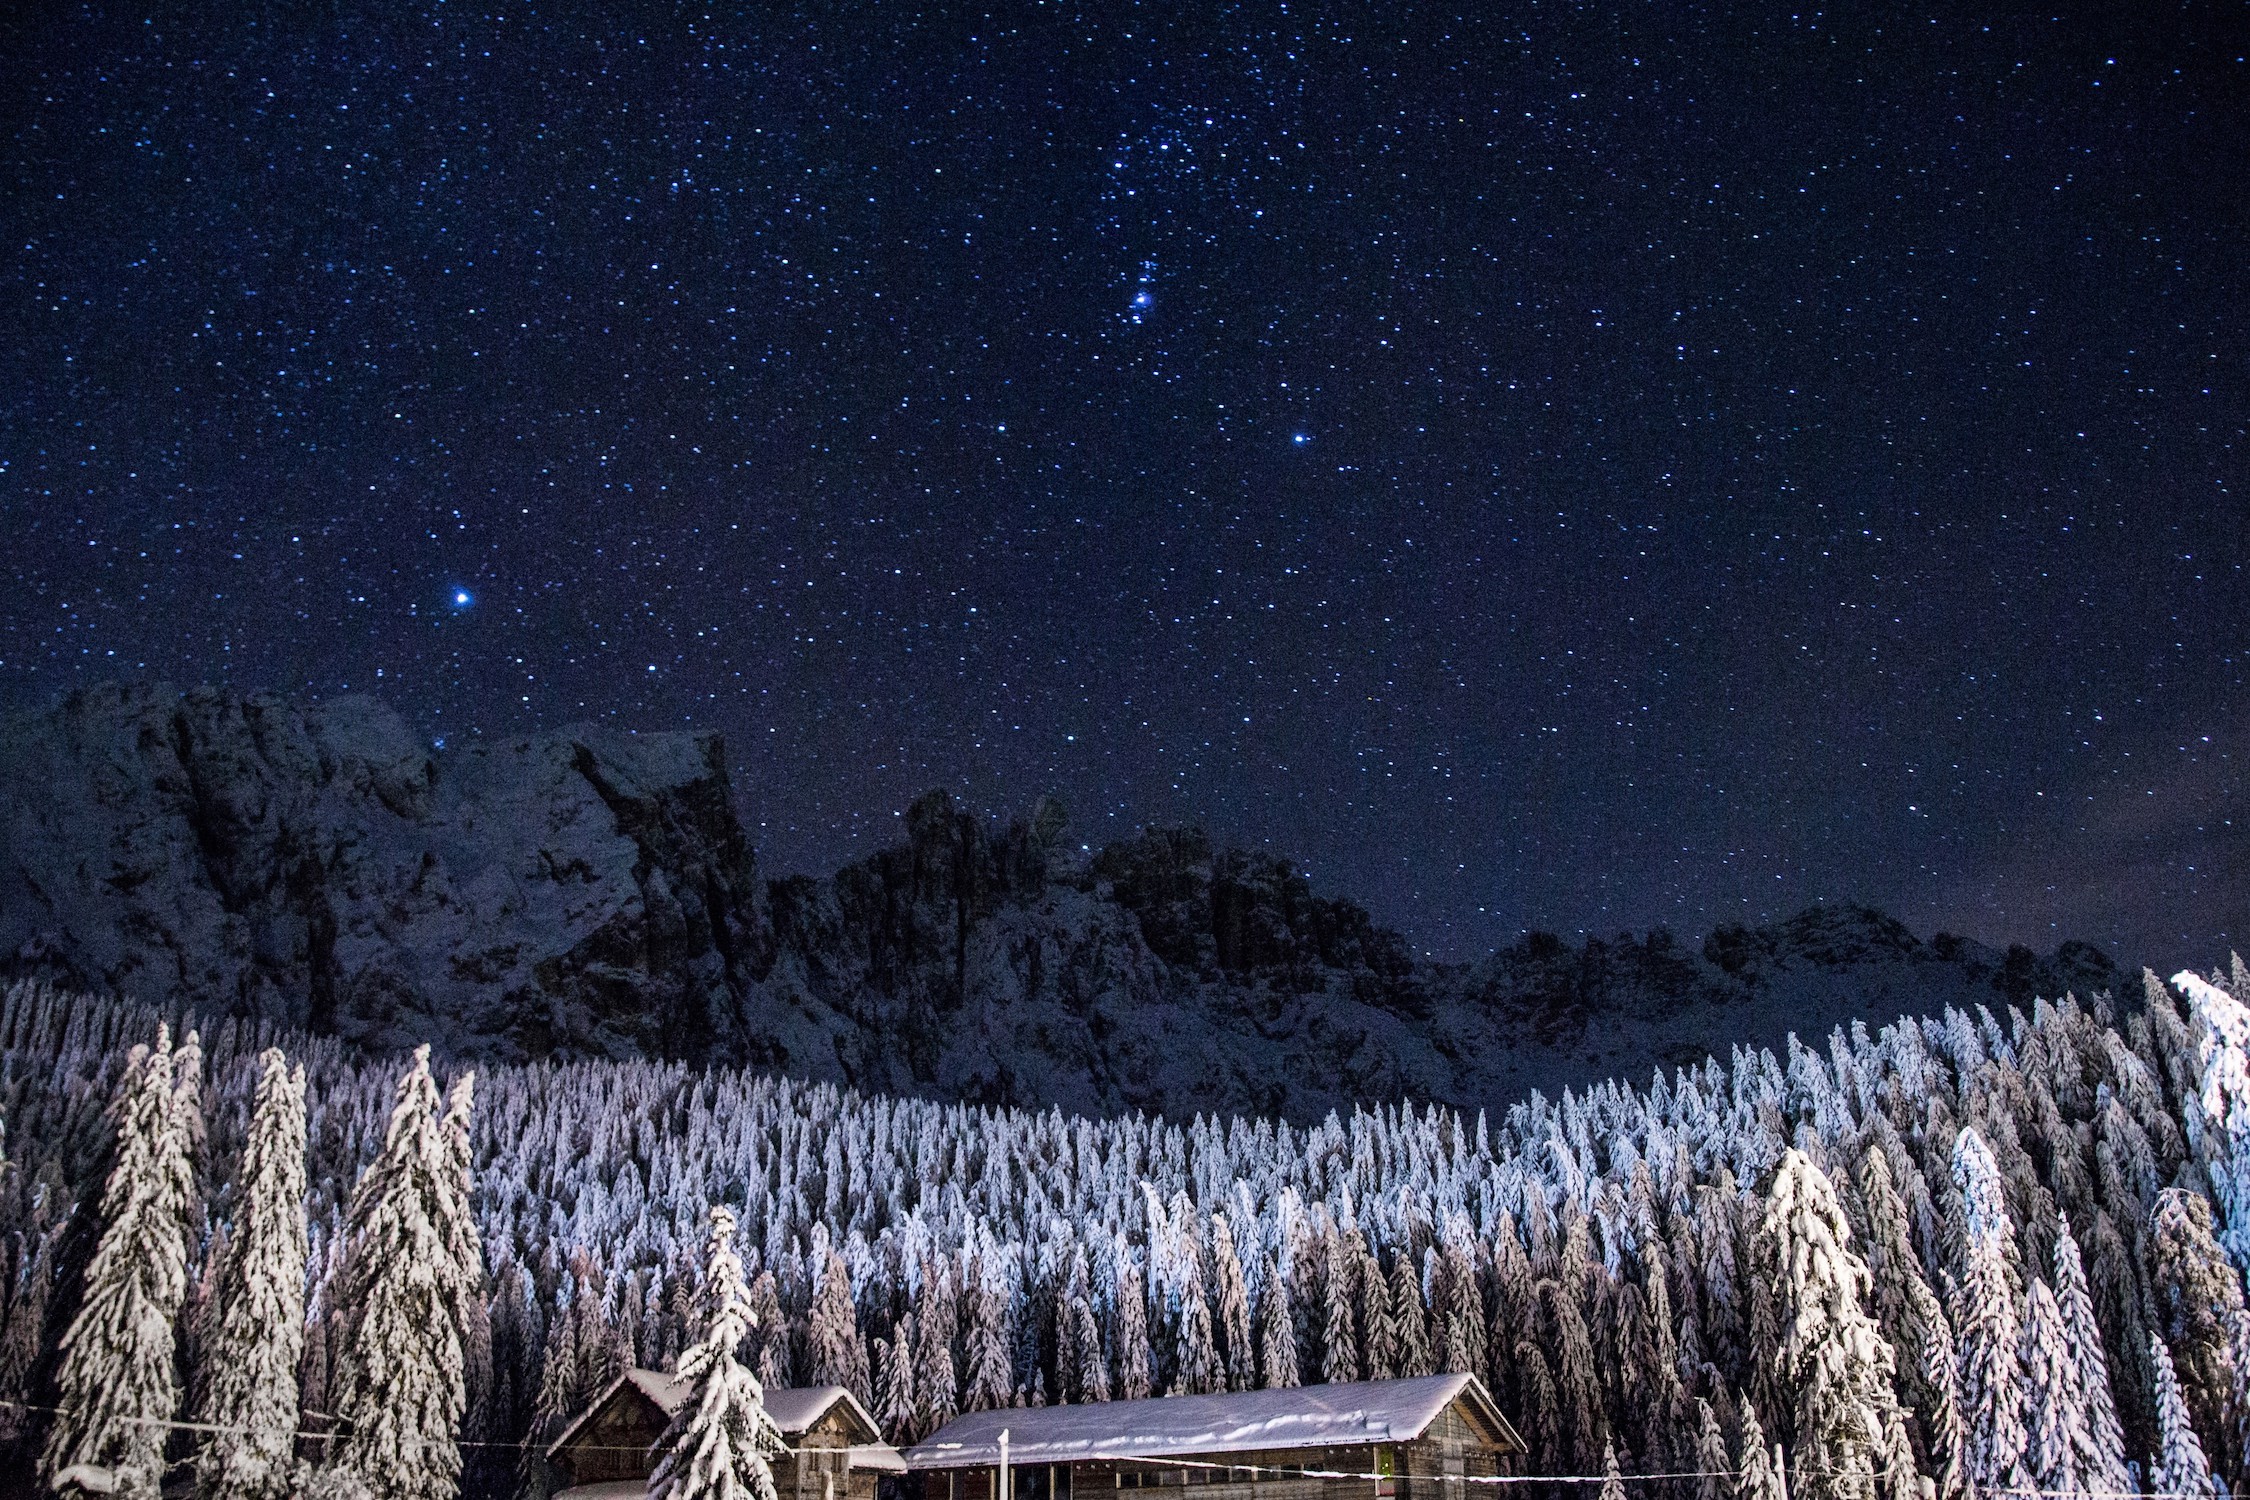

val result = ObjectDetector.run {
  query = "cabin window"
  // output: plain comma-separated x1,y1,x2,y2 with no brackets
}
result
1374,1446,1396,1499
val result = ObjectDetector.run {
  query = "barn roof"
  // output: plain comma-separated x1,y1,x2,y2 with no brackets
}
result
903,1374,1520,1470
546,1370,883,1458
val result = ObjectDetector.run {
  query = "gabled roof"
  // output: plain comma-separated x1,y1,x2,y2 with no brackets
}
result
903,1374,1521,1470
546,1370,885,1458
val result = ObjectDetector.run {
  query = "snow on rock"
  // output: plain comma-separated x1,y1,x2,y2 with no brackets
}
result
0,683,2124,1121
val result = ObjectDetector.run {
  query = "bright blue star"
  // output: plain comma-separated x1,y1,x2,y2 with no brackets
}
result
1292,432,1311,446
449,588,474,610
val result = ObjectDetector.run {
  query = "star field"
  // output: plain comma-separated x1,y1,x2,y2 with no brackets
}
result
2,2,2244,963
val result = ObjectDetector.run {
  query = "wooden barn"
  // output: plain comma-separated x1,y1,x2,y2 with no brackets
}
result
548,1369,907,1500
901,1374,1521,1500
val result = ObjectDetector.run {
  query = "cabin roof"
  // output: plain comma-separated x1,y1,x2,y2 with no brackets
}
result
903,1374,1521,1470
546,1370,883,1458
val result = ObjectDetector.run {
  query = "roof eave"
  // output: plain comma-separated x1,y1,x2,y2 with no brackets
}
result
544,1372,638,1460
1448,1374,1528,1456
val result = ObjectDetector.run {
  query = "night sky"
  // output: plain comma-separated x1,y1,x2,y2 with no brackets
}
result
2,2,2243,965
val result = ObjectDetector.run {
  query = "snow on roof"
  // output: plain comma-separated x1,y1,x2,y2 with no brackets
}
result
547,1371,884,1457
850,1444,911,1474
553,1484,649,1500
622,1369,691,1420
904,1374,1515,1470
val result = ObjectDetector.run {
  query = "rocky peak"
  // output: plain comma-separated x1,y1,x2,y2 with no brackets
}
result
1,683,2126,1122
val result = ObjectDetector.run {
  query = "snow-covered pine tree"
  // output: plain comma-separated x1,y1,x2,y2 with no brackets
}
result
912,1258,960,1429
2052,1218,2131,1494
45,1025,197,1500
527,1282,585,1468
325,1046,474,1500
962,1280,1015,1412
1735,1406,1787,1500
1358,1246,1397,1384
193,1048,309,1500
1513,1337,1561,1474
0,1223,54,1452
1256,1256,1298,1389
1062,1291,1109,1405
1950,1126,2030,1499
1598,1436,1626,1500
1388,1253,1430,1378
2175,970,2250,1277
748,1270,789,1390
1691,1397,1730,1500
1176,1275,1221,1396
876,1329,916,1439
2021,1278,2092,1496
1210,1218,1255,1391
1320,1235,1357,1386
436,1071,489,1449
649,1206,783,1500
1759,1147,1910,1500
1902,1275,1966,1500
2152,1333,2218,1500
806,1245,871,1404
1113,1258,1154,1401
2148,1186,2248,1488
1541,1275,1604,1475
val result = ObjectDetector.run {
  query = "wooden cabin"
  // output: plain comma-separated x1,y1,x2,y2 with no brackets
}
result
548,1369,906,1500
902,1374,1521,1500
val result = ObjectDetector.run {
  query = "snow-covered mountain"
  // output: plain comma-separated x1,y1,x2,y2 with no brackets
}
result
0,682,2120,1121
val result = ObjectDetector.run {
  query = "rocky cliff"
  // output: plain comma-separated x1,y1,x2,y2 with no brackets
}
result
0,683,2122,1120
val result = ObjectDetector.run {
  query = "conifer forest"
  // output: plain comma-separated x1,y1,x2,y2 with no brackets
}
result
8,960,2250,1500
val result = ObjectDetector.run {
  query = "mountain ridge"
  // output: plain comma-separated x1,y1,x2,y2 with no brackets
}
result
0,681,2123,1121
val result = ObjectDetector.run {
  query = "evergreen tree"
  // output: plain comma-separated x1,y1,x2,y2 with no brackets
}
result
1691,1397,1730,1500
1320,1237,1358,1386
436,1072,488,1450
1210,1219,1255,1392
325,1046,476,1500
649,1206,783,1500
2022,1278,2091,1497
1599,1436,1627,1500
1113,1260,1154,1401
1760,1149,1910,1500
1389,1253,1430,1378
45,1026,197,1499
1902,1276,1966,1500
2152,1334,2218,1500
1736,1406,1788,1500
736,1269,781,1390
876,1329,916,1439
2148,1186,2248,1488
2052,1219,2131,1495
806,1246,871,1404
1513,1337,1562,1474
1542,1277,1604,1475
1951,1126,2030,1499
912,1257,960,1431
1256,1257,1298,1389
1061,1292,1109,1405
0,1225,55,1454
962,1281,1014,1412
1175,1279,1221,1395
194,1048,309,1500
2175,971,2250,1277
